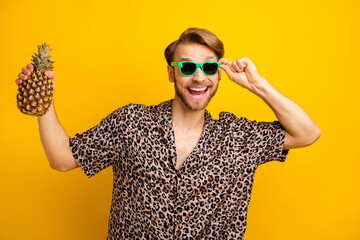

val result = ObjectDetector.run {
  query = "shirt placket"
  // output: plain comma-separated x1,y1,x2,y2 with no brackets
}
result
160,102,214,239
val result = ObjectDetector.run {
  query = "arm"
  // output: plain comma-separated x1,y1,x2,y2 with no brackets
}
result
16,64,79,171
220,57,321,150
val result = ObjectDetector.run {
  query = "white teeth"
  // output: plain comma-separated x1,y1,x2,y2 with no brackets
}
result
189,87,207,91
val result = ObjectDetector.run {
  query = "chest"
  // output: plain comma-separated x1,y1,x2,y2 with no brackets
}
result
173,128,203,170
117,128,255,239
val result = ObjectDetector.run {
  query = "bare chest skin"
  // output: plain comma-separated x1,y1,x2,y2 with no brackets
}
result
174,128,203,170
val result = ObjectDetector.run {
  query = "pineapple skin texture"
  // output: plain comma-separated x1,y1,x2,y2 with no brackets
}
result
17,70,54,116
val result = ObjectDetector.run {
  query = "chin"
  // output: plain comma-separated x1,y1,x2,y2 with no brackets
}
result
175,87,216,111
185,102,209,111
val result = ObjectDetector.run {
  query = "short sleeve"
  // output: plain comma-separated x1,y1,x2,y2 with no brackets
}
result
69,107,127,178
237,118,289,166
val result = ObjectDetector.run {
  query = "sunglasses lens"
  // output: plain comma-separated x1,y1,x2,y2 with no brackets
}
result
203,62,219,75
181,62,197,75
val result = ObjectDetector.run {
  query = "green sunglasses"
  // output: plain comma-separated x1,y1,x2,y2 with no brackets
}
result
171,61,221,76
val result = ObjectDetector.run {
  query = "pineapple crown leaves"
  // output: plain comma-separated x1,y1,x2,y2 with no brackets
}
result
31,43,54,73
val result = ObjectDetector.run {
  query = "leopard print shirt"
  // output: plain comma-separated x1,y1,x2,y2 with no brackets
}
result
69,100,289,239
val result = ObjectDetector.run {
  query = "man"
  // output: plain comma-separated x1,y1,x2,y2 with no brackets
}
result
16,28,321,239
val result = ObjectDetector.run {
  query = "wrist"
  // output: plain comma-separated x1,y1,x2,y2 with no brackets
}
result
38,101,55,120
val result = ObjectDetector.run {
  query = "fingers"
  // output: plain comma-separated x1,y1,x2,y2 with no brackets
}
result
15,64,34,85
21,67,30,76
220,58,236,72
219,59,233,77
16,69,30,84
26,63,34,72
17,72,27,80
232,61,242,72
15,79,23,85
236,58,249,70
44,71,54,79
44,71,56,87
221,58,250,72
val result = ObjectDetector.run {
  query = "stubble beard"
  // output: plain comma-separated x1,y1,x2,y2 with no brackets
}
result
173,74,219,111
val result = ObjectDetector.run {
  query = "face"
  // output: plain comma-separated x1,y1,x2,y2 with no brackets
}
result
168,43,221,111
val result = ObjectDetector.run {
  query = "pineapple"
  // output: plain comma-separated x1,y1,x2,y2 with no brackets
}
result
17,43,55,116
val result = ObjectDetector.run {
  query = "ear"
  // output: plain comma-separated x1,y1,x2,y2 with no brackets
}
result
167,65,174,83
218,68,222,81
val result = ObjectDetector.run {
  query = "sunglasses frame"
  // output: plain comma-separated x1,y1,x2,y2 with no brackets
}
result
171,61,221,76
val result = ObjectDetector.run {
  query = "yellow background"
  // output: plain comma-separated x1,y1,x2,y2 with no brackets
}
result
1,0,359,239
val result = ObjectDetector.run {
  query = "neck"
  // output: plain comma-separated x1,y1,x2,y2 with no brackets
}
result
171,96,205,132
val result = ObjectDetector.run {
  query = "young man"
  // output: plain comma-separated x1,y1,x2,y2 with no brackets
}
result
16,28,321,239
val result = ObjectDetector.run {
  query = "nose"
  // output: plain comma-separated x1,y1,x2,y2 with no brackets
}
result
193,66,206,82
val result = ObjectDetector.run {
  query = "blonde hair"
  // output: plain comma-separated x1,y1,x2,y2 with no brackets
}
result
164,28,224,66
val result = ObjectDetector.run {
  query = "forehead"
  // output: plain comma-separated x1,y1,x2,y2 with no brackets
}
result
173,43,217,62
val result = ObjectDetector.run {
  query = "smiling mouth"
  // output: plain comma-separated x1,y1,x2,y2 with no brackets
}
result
188,87,208,95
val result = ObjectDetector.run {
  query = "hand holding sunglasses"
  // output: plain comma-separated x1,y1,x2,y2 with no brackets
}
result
219,57,264,93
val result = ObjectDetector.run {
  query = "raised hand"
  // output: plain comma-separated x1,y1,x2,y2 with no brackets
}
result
219,57,263,93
